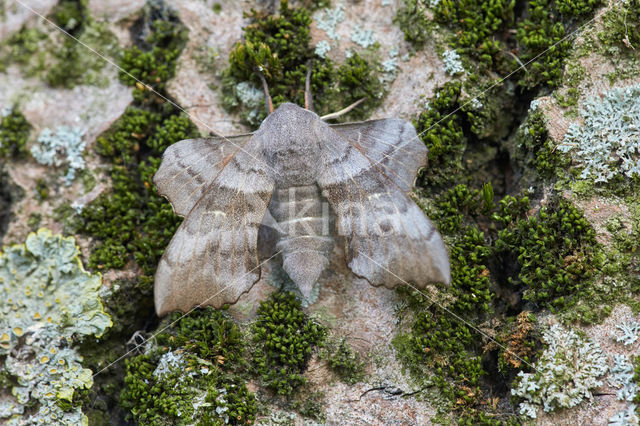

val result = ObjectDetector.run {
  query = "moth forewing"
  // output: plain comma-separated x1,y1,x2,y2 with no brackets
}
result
153,133,275,316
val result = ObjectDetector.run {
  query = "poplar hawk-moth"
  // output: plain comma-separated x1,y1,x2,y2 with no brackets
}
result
153,102,451,316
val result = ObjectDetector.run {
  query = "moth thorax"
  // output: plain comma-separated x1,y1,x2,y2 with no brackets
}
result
270,184,334,298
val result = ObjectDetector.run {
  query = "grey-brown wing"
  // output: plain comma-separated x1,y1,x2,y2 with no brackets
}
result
317,124,450,288
330,119,427,192
153,134,253,217
154,134,274,315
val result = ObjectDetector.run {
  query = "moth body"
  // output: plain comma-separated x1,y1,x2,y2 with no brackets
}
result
268,185,333,298
259,104,337,298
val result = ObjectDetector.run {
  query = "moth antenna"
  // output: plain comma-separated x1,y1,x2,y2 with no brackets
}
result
256,70,275,114
304,63,313,111
320,97,366,121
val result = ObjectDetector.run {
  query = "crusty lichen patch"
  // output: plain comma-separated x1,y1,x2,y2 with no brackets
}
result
0,229,111,425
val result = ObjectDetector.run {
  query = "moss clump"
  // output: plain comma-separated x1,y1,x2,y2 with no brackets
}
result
223,0,382,126
0,109,31,159
51,0,89,35
0,26,48,75
515,108,570,180
516,0,600,89
491,311,540,377
555,0,601,16
599,0,639,52
80,108,197,279
415,82,466,189
119,4,188,90
0,0,117,87
252,291,326,396
494,197,600,309
394,184,610,421
395,0,432,47
433,0,515,69
320,338,365,385
120,308,257,425
45,20,119,88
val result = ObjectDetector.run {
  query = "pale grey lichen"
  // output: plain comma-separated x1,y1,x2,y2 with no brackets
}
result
31,126,86,185
234,82,265,126
608,354,638,402
0,229,112,425
314,40,331,58
609,404,639,426
442,49,464,75
557,84,640,183
511,324,608,418
350,26,376,48
153,351,186,379
615,321,640,346
314,5,345,41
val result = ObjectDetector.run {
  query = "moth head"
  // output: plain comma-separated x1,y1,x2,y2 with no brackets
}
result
259,103,325,186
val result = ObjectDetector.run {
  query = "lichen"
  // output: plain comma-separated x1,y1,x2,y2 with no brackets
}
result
558,84,640,183
615,321,640,346
350,26,376,48
442,49,464,75
511,324,608,418
0,229,112,425
31,126,86,185
314,4,345,41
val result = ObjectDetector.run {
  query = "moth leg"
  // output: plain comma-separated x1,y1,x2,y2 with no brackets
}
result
320,97,366,121
304,64,313,111
257,70,275,114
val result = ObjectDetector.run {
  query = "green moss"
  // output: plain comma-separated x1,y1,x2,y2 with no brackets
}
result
598,0,639,51
119,9,188,90
51,0,89,35
515,0,599,89
252,291,326,396
120,308,256,425
80,109,197,278
0,109,31,159
319,338,365,385
414,82,466,189
394,185,502,420
433,0,515,69
559,206,640,323
46,20,119,88
555,0,601,16
0,0,117,87
395,0,432,48
393,184,617,420
494,196,600,309
27,212,42,230
223,0,382,126
515,108,570,180
0,26,48,75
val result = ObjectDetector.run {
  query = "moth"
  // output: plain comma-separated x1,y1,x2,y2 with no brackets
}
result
153,76,451,316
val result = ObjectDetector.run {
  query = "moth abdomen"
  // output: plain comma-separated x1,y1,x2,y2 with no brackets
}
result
269,184,334,298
